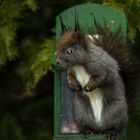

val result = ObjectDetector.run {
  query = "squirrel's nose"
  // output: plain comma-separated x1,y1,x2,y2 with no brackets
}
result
56,59,62,65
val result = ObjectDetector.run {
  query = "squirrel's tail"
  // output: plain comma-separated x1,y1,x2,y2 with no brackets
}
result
92,25,140,113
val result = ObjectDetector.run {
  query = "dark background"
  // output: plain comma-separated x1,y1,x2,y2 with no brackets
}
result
0,0,139,140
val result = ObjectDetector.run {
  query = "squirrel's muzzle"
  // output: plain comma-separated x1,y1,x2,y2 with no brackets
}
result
56,58,62,65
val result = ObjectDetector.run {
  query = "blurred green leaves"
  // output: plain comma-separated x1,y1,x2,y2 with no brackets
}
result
24,0,38,11
0,0,56,89
0,114,26,140
25,37,56,88
0,0,20,65
128,108,140,140
0,0,38,66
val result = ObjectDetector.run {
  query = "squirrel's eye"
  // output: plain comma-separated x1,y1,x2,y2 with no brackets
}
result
66,48,73,54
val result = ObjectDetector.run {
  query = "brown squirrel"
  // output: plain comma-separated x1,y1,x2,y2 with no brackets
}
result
56,16,140,139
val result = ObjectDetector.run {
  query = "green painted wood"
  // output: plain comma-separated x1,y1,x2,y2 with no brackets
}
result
54,3,127,140
54,134,107,140
54,69,61,136
53,132,127,140
56,3,126,37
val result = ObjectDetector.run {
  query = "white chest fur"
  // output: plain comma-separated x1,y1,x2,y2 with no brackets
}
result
85,89,103,125
73,66,91,87
72,65,103,125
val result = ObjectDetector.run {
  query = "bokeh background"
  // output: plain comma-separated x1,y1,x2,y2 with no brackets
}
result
0,0,139,140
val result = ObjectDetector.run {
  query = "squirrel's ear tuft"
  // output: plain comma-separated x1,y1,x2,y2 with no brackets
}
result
59,15,69,35
74,8,80,32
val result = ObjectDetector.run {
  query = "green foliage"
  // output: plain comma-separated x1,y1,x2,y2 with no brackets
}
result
0,0,20,65
0,0,56,89
0,114,26,140
24,0,38,11
0,0,38,66
0,0,54,139
24,37,55,88
128,108,140,140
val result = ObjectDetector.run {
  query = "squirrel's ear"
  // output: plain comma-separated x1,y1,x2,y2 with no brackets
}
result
74,8,80,32
74,31,85,45
59,15,70,35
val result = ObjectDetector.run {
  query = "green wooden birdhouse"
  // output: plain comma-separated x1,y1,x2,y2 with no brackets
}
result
54,3,127,140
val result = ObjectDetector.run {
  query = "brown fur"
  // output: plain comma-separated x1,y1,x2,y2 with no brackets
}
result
67,70,77,86
67,69,82,91
58,32,74,48
58,31,88,49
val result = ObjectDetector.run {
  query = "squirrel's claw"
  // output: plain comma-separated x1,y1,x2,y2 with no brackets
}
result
84,86,93,92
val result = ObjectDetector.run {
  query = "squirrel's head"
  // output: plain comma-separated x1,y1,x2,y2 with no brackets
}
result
56,31,92,68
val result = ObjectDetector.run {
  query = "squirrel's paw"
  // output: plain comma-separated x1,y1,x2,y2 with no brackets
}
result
68,80,82,91
80,130,95,138
84,86,93,92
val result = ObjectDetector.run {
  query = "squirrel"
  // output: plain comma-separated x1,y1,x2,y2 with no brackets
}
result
56,16,140,139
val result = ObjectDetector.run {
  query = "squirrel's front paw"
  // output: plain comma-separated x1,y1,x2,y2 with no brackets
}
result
68,80,82,91
84,86,93,92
